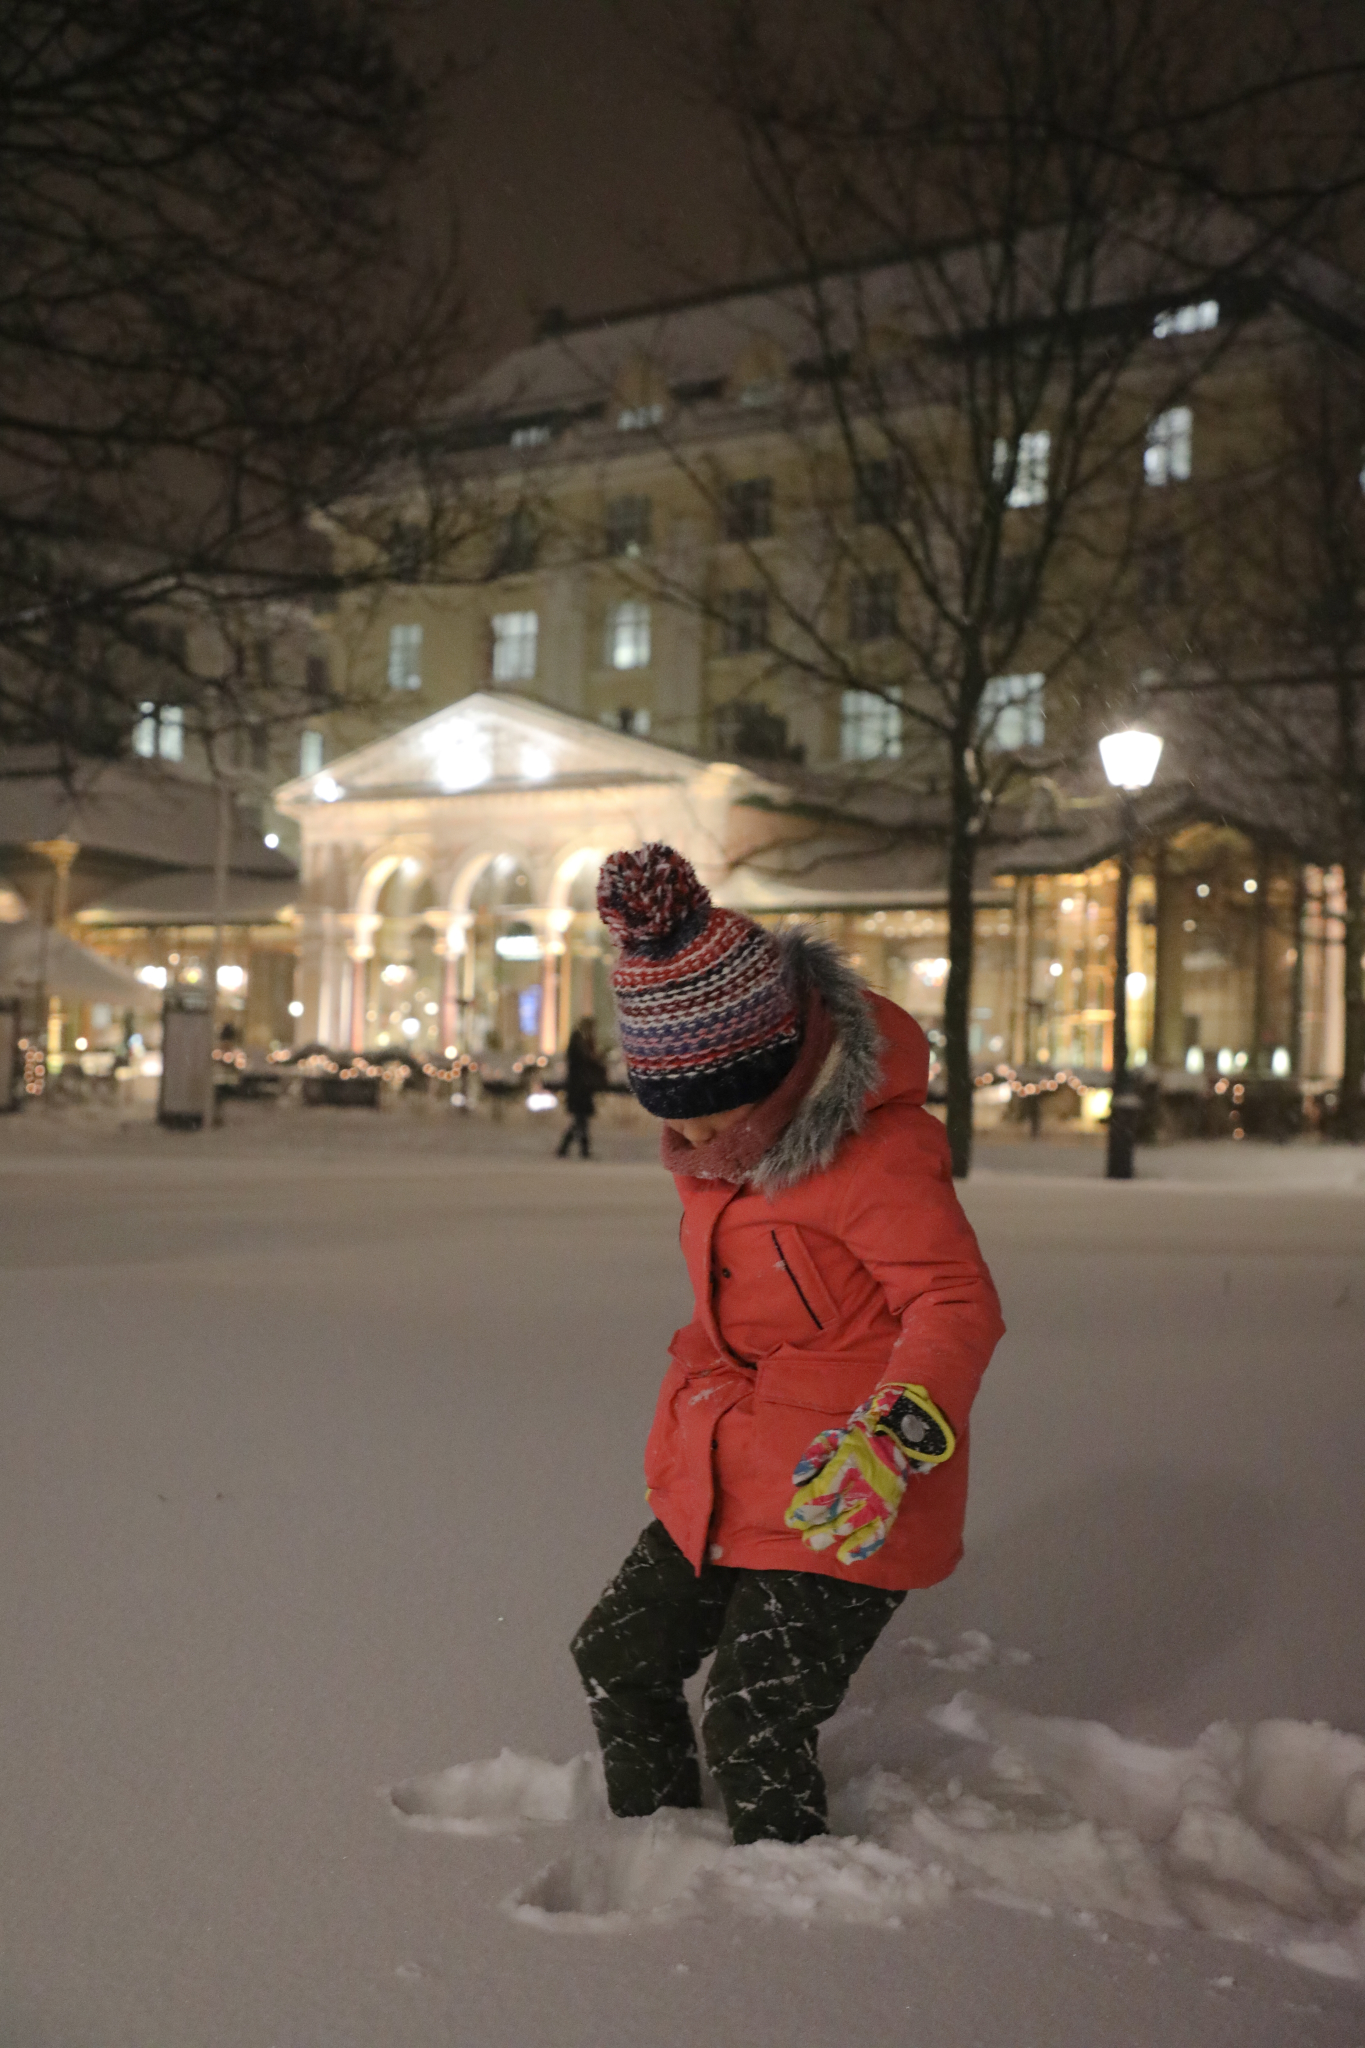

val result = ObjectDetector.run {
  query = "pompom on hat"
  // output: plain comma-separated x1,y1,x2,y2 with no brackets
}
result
597,843,802,1118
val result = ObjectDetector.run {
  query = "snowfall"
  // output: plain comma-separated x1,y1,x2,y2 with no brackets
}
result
2,1105,1365,2046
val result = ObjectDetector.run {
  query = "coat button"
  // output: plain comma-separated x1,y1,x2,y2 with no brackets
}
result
720,1267,732,1279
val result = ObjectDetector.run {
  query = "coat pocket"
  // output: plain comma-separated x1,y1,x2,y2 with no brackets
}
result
768,1224,840,1332
753,1349,878,1419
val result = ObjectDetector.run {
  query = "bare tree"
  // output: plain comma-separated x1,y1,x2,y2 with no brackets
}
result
0,0,473,767
627,0,1328,1174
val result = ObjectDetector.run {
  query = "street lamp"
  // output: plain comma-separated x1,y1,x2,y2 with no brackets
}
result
1099,728,1163,1179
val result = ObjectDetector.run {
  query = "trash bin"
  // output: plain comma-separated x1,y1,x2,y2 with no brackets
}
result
158,993,214,1130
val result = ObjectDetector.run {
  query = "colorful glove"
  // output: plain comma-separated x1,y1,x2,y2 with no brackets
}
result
784,1384,957,1566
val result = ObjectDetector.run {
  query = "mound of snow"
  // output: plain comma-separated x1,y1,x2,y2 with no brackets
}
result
388,1748,604,1835
919,1692,1365,1978
391,1698,1365,1979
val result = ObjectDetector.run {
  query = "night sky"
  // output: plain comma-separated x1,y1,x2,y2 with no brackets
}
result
430,0,743,359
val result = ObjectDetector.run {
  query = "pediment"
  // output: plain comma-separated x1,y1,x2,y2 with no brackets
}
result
274,692,700,808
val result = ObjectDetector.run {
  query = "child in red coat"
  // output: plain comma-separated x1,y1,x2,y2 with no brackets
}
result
572,844,1004,1844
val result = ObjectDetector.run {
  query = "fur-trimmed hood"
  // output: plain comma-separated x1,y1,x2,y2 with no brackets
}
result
748,930,914,1194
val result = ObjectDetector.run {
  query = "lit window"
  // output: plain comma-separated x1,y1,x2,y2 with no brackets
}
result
1145,407,1193,486
158,706,184,761
133,702,158,758
607,601,651,670
724,477,774,541
841,689,903,761
981,672,1045,750
605,495,652,555
1152,299,1219,339
510,422,552,448
717,588,768,655
994,431,1051,508
134,702,184,761
848,571,898,642
388,622,423,692
491,610,538,681
617,402,665,432
299,729,325,776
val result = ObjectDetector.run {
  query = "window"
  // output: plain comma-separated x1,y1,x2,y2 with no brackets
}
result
299,729,325,777
980,672,1045,750
601,706,652,737
855,458,905,525
607,600,651,670
991,554,1032,624
1140,532,1186,608
1153,299,1219,339
994,431,1051,508
724,477,774,542
1145,407,1193,486
388,622,423,692
848,571,898,642
305,653,330,705
494,507,538,575
491,610,538,681
841,689,903,762
616,401,665,432
386,523,425,582
717,588,769,654
510,422,552,449
713,700,799,762
132,702,184,761
605,494,652,556
157,706,183,760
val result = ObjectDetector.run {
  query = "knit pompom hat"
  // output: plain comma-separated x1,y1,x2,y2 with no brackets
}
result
597,843,802,1118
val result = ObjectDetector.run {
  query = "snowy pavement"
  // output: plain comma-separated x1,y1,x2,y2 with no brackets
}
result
1,1112,1364,2045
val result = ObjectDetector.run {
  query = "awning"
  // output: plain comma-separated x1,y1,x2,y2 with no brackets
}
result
0,921,143,1001
77,871,297,926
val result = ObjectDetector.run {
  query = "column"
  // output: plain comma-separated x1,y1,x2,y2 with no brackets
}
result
1152,840,1185,1074
440,914,473,1053
1011,878,1032,1066
1322,865,1346,1080
541,909,573,1056
347,911,380,1052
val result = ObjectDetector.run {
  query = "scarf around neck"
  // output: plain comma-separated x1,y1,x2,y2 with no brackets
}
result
657,983,837,1184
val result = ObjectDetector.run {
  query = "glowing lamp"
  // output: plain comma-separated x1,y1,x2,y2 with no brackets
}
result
1098,729,1163,791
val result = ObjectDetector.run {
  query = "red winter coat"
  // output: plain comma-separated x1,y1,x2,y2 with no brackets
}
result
644,951,1004,1592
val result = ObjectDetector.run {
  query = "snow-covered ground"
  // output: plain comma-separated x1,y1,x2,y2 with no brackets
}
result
1,1106,1363,2046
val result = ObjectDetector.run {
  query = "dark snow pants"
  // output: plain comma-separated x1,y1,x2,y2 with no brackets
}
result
570,1518,904,1845
556,1112,592,1157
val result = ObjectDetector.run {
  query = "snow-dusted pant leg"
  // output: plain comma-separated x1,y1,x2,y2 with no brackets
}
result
701,1571,904,1845
571,1520,734,1818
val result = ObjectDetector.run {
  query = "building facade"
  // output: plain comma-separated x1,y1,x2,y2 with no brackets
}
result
278,692,1346,1098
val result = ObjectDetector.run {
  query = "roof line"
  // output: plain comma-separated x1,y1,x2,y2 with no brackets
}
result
534,231,1003,341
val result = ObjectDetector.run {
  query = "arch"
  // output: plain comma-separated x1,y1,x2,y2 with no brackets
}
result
354,843,432,926
547,843,607,913
446,840,537,918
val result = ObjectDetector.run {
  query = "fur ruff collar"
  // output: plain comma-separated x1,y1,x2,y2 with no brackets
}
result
659,930,882,1194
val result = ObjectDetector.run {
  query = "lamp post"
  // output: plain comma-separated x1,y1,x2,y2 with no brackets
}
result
1098,728,1163,1180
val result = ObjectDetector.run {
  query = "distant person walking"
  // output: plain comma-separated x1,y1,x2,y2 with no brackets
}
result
556,1015,607,1159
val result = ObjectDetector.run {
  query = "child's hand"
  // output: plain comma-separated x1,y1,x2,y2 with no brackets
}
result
783,1384,956,1565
